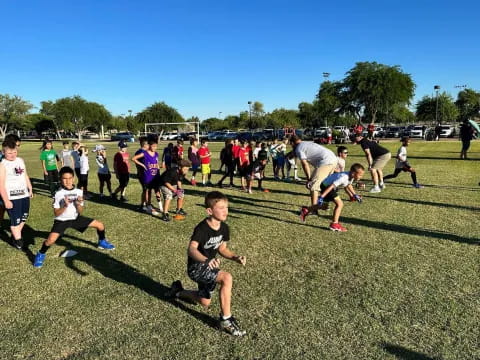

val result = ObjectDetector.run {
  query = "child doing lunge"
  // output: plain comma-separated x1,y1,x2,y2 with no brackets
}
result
167,191,247,336
0,138,33,250
383,137,423,188
33,167,115,268
300,163,365,232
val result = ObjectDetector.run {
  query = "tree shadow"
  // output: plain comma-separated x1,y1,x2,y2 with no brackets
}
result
338,216,479,245
363,195,480,212
381,343,438,360
30,177,52,197
382,180,480,192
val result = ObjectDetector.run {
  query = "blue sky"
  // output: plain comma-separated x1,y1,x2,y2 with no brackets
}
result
1,0,479,120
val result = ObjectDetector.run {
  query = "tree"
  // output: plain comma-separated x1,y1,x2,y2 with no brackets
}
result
297,102,317,129
135,102,184,133
315,81,343,127
342,62,415,124
266,108,300,129
416,92,458,124
455,88,480,122
0,94,33,139
26,113,56,135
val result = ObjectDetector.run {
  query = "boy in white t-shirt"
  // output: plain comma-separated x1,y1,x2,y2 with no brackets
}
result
384,137,423,188
0,138,33,249
334,146,348,172
33,167,115,268
300,163,365,232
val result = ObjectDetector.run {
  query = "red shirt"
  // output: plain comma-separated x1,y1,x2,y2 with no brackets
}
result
173,145,184,162
232,145,240,159
198,146,211,165
114,151,130,174
238,147,250,167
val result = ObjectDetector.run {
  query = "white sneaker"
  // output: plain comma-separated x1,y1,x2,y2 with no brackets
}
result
369,186,381,193
379,182,385,189
145,205,154,214
247,189,253,194
142,205,148,212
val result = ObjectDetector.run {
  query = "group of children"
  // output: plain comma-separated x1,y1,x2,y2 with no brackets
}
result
0,132,428,338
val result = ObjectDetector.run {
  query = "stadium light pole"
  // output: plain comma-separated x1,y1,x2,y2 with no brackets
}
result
218,111,222,119
322,72,330,128
248,101,252,128
434,85,440,125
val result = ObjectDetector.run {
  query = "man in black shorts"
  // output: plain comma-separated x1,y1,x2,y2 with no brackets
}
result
33,167,115,268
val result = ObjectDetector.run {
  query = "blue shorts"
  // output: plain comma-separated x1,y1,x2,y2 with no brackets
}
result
6,197,30,226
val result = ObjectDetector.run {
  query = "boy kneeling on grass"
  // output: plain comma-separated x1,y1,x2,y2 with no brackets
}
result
33,166,115,268
300,163,365,232
167,191,247,336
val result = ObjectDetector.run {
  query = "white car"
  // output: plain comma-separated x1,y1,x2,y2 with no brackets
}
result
440,125,456,138
410,126,425,138
160,132,178,140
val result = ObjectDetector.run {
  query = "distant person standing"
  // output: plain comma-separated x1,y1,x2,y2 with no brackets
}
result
434,123,442,141
367,123,375,140
112,141,130,201
459,120,475,159
289,135,337,221
40,139,60,196
353,133,391,193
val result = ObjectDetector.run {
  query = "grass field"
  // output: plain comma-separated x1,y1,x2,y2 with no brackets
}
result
0,139,479,360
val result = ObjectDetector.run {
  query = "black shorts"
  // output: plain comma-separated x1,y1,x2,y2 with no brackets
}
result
397,161,412,171
118,173,130,188
225,163,235,176
146,176,161,191
45,170,59,183
462,140,471,151
238,165,249,177
50,215,94,235
78,174,89,188
187,262,219,299
98,173,111,182
6,197,30,226
320,183,339,202
75,168,81,178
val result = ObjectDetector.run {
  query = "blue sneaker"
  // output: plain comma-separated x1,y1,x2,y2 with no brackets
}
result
98,239,115,250
33,253,46,268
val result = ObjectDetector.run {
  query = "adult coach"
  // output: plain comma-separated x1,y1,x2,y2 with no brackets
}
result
352,133,391,193
289,135,337,219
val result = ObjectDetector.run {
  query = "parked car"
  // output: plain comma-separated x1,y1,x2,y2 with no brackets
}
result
439,125,456,138
111,132,135,142
385,126,403,138
160,132,178,141
410,126,426,138
362,126,384,138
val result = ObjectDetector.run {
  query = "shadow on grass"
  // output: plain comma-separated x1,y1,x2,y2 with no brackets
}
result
338,216,479,246
381,343,437,360
30,177,52,197
363,195,480,212
383,180,480,192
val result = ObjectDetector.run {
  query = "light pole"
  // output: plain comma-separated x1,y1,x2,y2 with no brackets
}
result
218,111,222,119
322,72,330,128
247,101,252,129
434,85,440,125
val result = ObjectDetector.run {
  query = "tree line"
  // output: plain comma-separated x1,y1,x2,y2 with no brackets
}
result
1,61,479,138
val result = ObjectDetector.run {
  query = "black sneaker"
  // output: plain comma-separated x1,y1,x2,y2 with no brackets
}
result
176,208,187,216
161,213,171,222
13,238,24,250
219,316,246,337
166,280,184,299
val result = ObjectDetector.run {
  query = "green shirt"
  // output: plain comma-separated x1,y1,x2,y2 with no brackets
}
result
40,150,58,171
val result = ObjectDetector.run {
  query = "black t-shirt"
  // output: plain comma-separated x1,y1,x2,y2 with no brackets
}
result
134,148,144,175
247,159,265,174
187,218,230,268
159,168,180,186
222,146,235,165
359,138,389,158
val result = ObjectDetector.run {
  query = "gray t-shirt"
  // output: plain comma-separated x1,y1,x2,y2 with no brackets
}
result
294,141,337,167
61,149,74,169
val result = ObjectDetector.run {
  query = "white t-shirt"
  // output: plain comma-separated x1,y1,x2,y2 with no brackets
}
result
80,155,89,175
323,171,353,189
395,146,407,168
61,149,74,168
336,157,346,172
53,187,84,221
1,157,29,200
95,155,110,174
253,148,261,160
295,141,337,167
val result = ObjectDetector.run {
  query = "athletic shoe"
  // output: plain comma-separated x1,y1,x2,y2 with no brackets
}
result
166,280,184,299
145,205,160,216
33,252,46,268
161,213,171,222
379,182,385,189
219,316,246,337
299,206,309,223
294,177,302,182
261,188,270,193
369,186,381,193
190,179,197,186
173,214,186,221
98,239,115,250
141,205,148,212
13,238,24,250
176,208,187,216
413,183,424,189
329,222,347,232
247,189,253,194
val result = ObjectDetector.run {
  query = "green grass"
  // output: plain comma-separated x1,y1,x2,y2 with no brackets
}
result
0,139,479,360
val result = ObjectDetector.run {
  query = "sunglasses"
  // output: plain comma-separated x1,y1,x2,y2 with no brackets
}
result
342,151,348,154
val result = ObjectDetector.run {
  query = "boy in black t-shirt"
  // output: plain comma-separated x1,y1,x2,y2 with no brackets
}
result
167,191,247,336
246,154,269,193
159,159,191,222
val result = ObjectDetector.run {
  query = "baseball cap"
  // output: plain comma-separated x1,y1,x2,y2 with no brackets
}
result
93,144,106,152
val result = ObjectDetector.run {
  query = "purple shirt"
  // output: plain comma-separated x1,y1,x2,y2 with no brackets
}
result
142,150,159,184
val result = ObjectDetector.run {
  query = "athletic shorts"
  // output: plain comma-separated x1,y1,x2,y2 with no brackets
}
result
191,163,200,171
146,176,161,191
462,140,471,151
117,173,130,188
45,170,59,183
6,197,30,226
396,161,412,171
372,153,391,170
50,215,94,235
201,164,211,175
187,262,220,299
310,163,337,192
320,183,339,202
78,174,89,188
161,186,184,200
97,173,111,182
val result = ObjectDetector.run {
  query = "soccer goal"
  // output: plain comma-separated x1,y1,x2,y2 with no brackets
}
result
143,122,200,140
